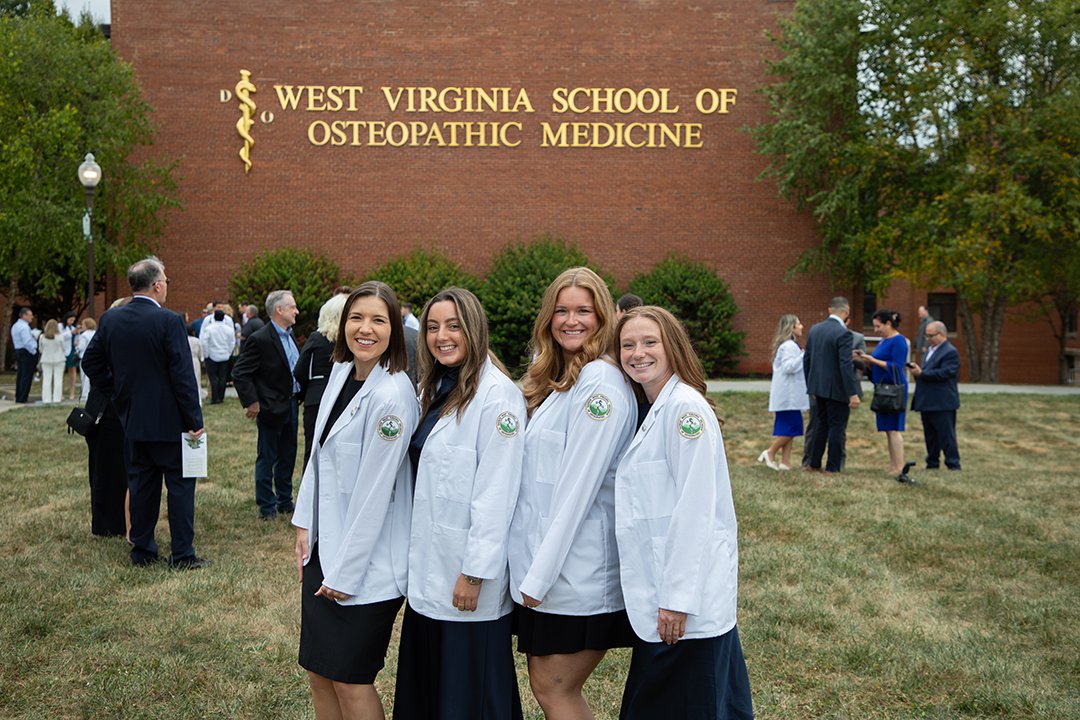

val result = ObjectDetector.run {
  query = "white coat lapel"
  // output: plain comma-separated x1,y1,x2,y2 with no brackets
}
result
323,362,385,443
625,374,679,455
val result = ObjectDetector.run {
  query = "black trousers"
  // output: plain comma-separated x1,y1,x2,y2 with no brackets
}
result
205,359,230,403
125,439,197,564
921,410,961,469
87,413,128,537
15,348,37,403
807,396,850,472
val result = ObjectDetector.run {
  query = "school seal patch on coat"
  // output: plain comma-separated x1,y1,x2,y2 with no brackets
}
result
678,412,704,439
585,393,612,421
378,415,403,441
497,411,519,437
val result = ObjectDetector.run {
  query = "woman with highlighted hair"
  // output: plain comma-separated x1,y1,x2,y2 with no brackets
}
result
508,267,637,720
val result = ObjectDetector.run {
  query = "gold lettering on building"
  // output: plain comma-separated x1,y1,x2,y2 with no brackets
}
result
551,88,680,115
380,87,534,113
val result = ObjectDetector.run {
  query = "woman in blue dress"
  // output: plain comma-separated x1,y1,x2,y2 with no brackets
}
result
858,309,908,475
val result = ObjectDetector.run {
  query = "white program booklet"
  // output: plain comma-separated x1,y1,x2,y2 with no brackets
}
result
182,433,208,478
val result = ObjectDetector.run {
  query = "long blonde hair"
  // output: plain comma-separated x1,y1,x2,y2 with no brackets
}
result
615,306,718,417
417,287,509,420
43,319,59,339
522,267,616,414
770,314,800,361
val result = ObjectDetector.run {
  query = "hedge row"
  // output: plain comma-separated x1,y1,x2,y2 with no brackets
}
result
229,237,744,376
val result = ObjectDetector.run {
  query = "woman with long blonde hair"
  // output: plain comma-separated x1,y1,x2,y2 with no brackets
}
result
759,313,809,470
38,319,67,404
508,267,637,720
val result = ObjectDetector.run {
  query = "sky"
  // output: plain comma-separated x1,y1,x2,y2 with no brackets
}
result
56,0,110,23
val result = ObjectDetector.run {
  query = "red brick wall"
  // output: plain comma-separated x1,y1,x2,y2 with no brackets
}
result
109,0,1075,382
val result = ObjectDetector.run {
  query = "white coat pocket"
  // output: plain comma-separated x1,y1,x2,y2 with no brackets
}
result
435,444,476,530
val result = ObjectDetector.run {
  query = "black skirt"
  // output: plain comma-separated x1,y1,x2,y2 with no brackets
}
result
393,604,523,720
513,605,635,656
619,626,754,720
298,544,404,684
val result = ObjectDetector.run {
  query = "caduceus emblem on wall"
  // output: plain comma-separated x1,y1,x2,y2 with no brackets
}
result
236,69,257,173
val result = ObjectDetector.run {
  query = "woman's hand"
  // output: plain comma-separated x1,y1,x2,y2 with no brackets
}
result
294,528,309,583
521,592,543,609
452,574,483,612
315,585,352,603
657,608,688,645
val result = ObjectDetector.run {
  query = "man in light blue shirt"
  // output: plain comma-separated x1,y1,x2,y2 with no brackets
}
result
11,307,38,403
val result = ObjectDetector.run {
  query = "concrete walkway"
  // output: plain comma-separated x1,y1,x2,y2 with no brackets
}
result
2,378,1076,415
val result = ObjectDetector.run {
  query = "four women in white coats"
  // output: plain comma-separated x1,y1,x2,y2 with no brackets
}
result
508,267,637,719
615,306,753,719
759,314,809,470
292,282,419,720
394,288,526,719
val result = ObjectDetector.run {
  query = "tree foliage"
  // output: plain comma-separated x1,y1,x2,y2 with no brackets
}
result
629,255,746,376
228,248,344,340
754,0,1080,381
478,235,609,374
0,3,180,325
366,248,480,310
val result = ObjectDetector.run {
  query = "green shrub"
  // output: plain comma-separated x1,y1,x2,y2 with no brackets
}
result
629,255,745,376
479,234,610,374
366,248,480,310
228,248,344,339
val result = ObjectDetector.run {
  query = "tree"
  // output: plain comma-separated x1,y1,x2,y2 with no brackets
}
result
629,255,745,376
478,235,608,374
0,3,180,364
753,0,1080,381
228,248,345,340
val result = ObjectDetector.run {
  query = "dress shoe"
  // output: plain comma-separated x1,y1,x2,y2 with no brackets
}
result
132,555,163,567
260,511,278,521
778,463,792,471
757,451,780,471
169,556,212,571
278,503,295,515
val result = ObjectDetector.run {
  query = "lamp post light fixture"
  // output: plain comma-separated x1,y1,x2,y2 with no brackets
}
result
78,153,102,318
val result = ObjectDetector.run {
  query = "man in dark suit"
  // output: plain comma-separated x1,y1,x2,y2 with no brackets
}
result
803,296,862,473
914,305,934,360
232,290,300,520
82,257,208,569
910,321,961,470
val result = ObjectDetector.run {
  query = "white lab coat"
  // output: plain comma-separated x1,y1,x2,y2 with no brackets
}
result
508,358,636,615
768,339,809,412
293,361,419,606
615,375,739,642
409,361,526,621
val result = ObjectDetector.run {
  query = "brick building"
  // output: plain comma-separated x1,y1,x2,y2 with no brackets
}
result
109,0,1077,382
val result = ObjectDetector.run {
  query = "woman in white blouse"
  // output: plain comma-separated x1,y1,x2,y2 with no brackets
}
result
759,314,808,470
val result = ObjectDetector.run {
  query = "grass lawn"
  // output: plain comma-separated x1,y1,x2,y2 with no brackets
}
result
1,392,1078,719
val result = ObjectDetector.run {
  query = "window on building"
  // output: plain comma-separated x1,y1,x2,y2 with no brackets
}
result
862,289,877,327
1065,309,1078,337
927,292,957,333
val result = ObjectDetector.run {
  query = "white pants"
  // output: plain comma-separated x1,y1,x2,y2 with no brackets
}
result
41,362,64,403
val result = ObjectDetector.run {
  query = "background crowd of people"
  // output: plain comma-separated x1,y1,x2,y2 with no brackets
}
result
761,298,961,481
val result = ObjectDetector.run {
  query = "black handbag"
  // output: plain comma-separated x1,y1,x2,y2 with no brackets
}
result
66,406,99,436
871,363,905,414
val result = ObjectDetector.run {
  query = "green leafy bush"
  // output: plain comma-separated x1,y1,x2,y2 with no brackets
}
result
228,248,344,339
366,248,480,310
479,235,610,374
629,255,745,376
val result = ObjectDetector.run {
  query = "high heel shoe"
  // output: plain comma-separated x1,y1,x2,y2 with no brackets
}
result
757,451,780,470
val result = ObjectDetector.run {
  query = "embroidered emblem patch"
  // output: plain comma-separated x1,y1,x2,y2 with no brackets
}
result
585,393,612,421
378,415,403,441
496,411,519,438
678,412,704,439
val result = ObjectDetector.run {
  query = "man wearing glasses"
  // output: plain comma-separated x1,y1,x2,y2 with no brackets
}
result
909,321,962,471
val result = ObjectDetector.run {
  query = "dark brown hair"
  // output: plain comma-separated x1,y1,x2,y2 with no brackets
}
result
331,281,408,373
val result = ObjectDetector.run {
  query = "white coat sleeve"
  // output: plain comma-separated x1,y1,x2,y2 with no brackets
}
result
657,403,721,616
292,454,317,533
322,393,416,596
518,371,632,601
462,387,525,579
777,341,803,375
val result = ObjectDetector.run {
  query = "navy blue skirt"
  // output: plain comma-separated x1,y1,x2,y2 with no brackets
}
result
772,410,804,437
620,626,753,720
394,604,522,720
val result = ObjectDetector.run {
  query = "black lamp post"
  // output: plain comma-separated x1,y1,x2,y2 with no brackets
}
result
78,153,102,318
